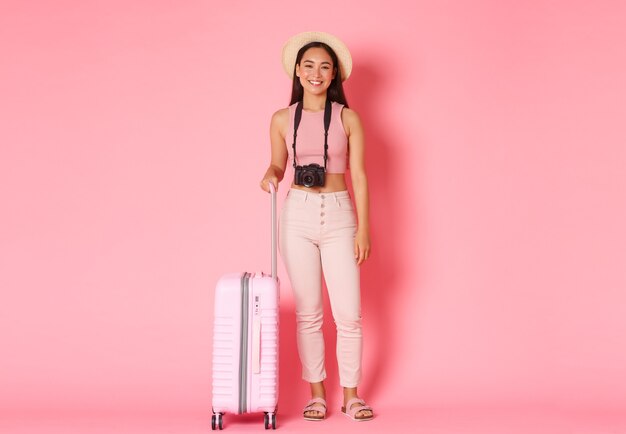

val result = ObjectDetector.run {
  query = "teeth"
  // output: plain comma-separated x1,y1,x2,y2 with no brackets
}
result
309,80,322,85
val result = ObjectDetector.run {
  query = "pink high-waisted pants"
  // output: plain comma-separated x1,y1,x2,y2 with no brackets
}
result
279,188,362,388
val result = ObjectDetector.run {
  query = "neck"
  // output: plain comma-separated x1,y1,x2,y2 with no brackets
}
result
302,93,327,111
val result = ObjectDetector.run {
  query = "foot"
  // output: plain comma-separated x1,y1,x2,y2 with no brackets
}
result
342,397,373,421
303,397,327,421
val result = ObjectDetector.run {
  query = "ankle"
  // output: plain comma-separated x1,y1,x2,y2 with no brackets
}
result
343,386,358,402
310,381,326,398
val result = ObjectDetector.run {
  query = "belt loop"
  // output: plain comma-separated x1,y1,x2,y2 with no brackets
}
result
333,192,340,207
304,192,308,203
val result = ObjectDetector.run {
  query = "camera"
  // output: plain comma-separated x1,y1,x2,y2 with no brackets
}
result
294,163,326,188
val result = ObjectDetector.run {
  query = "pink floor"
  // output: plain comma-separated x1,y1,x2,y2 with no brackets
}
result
2,405,625,434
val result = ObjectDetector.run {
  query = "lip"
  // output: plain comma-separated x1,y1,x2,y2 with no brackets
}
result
308,80,323,86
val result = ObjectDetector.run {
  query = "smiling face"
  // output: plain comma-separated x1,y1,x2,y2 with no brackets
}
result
295,46,337,96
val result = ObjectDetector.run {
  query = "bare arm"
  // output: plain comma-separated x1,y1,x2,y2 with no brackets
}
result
343,107,371,265
260,108,289,192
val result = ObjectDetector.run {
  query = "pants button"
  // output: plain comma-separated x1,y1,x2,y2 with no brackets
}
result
321,221,325,225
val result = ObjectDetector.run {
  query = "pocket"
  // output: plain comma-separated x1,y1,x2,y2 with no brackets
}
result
281,194,306,223
283,193,305,211
337,195,354,210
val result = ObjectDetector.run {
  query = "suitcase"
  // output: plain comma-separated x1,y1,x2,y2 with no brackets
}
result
211,184,279,430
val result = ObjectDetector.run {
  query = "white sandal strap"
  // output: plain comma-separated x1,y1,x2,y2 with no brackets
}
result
303,398,327,412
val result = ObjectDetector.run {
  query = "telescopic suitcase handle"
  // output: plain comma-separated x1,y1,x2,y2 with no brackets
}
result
269,183,277,280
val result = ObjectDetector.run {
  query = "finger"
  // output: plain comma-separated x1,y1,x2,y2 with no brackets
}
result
360,248,369,264
356,249,363,265
354,241,359,260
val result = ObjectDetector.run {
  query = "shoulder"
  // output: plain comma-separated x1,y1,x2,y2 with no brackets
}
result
270,107,291,139
341,106,360,121
340,107,363,135
270,107,290,127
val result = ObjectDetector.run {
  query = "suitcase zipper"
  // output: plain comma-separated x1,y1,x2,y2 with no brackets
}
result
239,272,251,414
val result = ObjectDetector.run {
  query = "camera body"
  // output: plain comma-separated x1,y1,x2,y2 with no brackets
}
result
294,163,326,188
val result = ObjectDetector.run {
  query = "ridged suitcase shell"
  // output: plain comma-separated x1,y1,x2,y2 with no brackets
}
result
212,272,279,417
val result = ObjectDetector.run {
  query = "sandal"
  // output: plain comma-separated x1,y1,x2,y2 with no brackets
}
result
341,397,374,421
303,397,327,421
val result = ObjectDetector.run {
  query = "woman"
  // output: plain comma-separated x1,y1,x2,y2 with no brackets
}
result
260,31,373,422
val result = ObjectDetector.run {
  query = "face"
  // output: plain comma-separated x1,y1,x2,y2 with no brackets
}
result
295,47,337,95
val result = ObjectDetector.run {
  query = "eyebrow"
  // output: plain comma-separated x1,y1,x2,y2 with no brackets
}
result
302,59,332,65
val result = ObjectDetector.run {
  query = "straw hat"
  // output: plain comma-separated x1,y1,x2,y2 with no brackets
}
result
281,31,352,82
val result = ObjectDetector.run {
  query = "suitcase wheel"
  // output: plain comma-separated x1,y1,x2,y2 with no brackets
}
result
211,413,223,430
264,412,277,430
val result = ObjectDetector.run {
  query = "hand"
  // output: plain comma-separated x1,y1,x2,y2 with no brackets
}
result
354,229,371,266
260,177,278,193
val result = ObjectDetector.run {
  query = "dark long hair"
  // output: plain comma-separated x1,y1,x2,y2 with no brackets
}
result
289,42,349,107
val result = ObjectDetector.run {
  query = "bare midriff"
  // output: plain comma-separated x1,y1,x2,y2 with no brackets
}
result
290,173,347,193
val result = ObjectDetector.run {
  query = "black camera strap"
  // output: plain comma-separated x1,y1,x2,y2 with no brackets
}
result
292,98,332,169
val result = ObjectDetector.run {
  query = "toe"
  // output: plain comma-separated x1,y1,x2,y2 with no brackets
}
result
304,402,325,418
355,407,373,419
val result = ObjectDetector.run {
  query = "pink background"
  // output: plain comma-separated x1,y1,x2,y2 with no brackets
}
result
1,1,625,432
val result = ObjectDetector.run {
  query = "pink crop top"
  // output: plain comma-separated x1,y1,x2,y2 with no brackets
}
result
286,101,348,174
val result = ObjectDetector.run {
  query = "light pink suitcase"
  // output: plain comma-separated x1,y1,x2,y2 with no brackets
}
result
211,184,279,430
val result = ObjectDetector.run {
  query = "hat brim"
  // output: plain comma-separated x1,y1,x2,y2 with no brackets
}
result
281,31,352,82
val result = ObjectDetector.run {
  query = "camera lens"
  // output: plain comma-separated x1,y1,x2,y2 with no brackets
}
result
302,171,314,187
